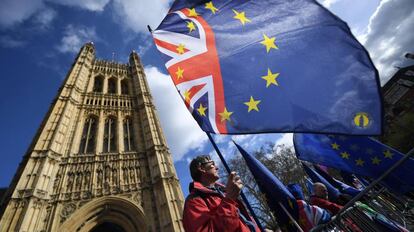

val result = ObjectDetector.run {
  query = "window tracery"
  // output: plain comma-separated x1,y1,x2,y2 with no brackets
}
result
123,118,135,151
93,76,104,93
79,116,98,154
103,117,117,152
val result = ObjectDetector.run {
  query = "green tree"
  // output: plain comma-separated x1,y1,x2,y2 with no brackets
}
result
220,142,307,230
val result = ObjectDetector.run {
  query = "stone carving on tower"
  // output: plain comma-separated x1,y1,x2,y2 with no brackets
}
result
0,42,185,232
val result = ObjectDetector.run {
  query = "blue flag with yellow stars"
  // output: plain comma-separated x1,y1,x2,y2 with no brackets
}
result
293,133,414,195
153,0,382,135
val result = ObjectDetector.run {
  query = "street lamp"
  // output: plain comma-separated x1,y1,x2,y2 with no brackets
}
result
405,53,414,60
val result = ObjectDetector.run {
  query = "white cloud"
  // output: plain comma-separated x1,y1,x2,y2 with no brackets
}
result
56,25,98,53
144,66,208,161
34,6,57,29
212,134,227,144
231,134,255,144
0,0,44,28
319,0,341,8
231,134,268,153
136,37,153,56
273,133,293,152
362,0,414,84
49,0,110,11
0,0,110,29
0,36,26,48
112,0,170,33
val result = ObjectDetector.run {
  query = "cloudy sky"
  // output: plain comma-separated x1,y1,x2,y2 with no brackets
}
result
0,0,413,196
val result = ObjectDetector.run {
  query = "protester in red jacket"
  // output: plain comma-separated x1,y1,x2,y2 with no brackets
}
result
183,155,260,232
309,182,343,215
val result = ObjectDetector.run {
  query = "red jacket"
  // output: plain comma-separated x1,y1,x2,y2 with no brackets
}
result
310,196,343,215
183,182,260,232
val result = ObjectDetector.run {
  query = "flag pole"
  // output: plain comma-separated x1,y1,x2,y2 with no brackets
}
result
206,132,265,232
336,147,414,216
278,203,304,232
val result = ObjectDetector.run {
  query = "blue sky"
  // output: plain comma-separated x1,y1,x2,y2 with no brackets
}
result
1,0,413,197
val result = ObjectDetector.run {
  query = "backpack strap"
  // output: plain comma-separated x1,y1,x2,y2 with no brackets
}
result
186,190,210,209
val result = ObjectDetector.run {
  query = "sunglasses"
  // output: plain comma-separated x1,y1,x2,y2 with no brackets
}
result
199,160,215,166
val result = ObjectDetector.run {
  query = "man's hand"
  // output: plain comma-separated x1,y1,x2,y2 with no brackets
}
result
225,171,243,199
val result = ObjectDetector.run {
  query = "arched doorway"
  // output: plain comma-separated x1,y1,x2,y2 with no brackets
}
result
58,196,146,232
90,222,125,232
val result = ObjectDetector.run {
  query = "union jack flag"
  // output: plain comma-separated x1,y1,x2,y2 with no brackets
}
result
153,0,382,135
153,8,227,133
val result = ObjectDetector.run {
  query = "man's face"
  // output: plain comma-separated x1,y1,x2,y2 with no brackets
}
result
200,159,219,181
316,185,328,199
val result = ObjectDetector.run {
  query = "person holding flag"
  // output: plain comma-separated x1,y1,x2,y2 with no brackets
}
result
183,155,260,232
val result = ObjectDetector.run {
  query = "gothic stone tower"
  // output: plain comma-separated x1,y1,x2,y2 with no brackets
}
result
0,43,184,232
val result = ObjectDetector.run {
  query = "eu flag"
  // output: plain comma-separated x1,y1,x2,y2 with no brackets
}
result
294,133,414,194
153,0,382,135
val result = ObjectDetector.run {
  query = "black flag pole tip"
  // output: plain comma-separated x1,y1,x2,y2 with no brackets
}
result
147,25,153,33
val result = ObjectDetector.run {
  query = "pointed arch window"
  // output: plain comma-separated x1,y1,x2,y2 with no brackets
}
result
79,116,98,154
108,78,117,94
93,76,104,93
103,117,117,152
121,79,129,95
123,118,135,151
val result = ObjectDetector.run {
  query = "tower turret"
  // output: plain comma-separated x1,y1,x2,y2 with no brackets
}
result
0,44,184,232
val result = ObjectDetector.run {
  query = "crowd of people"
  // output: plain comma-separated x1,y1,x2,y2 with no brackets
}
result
182,155,410,232
182,155,352,232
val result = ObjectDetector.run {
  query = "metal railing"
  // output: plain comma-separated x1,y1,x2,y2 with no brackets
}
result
311,187,414,232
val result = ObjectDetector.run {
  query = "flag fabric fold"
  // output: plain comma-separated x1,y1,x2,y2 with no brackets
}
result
153,0,382,135
234,142,299,231
305,177,314,196
294,133,414,194
302,165,340,201
340,171,365,190
313,165,361,197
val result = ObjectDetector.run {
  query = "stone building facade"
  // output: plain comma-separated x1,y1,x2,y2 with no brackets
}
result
380,65,414,153
0,43,184,232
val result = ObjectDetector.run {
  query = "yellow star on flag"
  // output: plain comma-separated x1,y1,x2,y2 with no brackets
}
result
183,89,191,102
383,150,393,159
371,156,381,165
186,21,196,32
176,44,186,54
219,107,233,122
197,103,207,116
331,142,340,150
233,9,251,25
261,68,280,87
288,198,294,209
244,96,261,112
205,1,218,14
188,8,198,17
355,158,364,166
340,152,350,159
260,34,278,52
175,67,184,80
